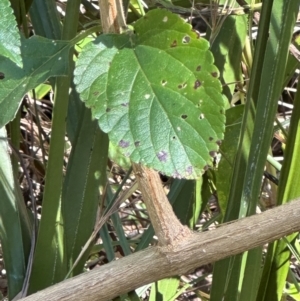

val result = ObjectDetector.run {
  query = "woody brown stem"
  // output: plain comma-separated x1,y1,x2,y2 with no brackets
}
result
132,163,191,246
98,0,190,247
98,0,126,33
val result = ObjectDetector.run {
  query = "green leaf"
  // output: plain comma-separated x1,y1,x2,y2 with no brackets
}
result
149,277,180,301
74,9,225,179
0,35,70,128
0,0,22,67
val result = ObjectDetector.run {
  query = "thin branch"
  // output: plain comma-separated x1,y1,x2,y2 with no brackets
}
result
20,198,300,301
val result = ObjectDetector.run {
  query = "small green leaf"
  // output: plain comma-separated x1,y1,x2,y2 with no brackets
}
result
0,0,22,67
0,36,70,128
74,9,225,179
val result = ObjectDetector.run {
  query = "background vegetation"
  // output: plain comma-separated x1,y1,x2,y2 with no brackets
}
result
0,0,300,300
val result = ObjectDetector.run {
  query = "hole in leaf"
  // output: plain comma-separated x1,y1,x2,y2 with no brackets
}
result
157,150,168,162
119,140,130,148
106,108,111,112
0,72,5,80
161,79,167,86
194,79,201,89
134,141,140,147
178,84,183,89
182,35,191,44
196,66,201,72
203,165,209,171
181,114,188,119
171,40,177,47
216,140,222,146
211,72,218,77
209,137,214,141
209,151,217,157
172,136,176,140
199,114,205,119
163,16,168,22
121,102,129,107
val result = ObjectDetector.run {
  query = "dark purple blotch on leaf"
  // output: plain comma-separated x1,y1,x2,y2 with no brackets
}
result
157,150,168,162
119,140,130,148
172,170,182,179
194,79,201,89
186,166,193,176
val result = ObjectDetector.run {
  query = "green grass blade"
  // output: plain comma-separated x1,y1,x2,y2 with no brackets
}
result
100,225,115,262
210,15,247,102
0,128,31,299
28,0,82,293
62,108,109,276
107,186,132,256
29,0,62,39
257,39,300,301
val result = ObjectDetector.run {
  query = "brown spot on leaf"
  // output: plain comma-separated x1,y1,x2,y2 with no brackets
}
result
119,140,130,148
157,150,168,162
211,71,218,77
209,151,217,157
171,40,177,47
196,66,201,72
192,29,201,38
203,165,209,171
194,79,201,89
